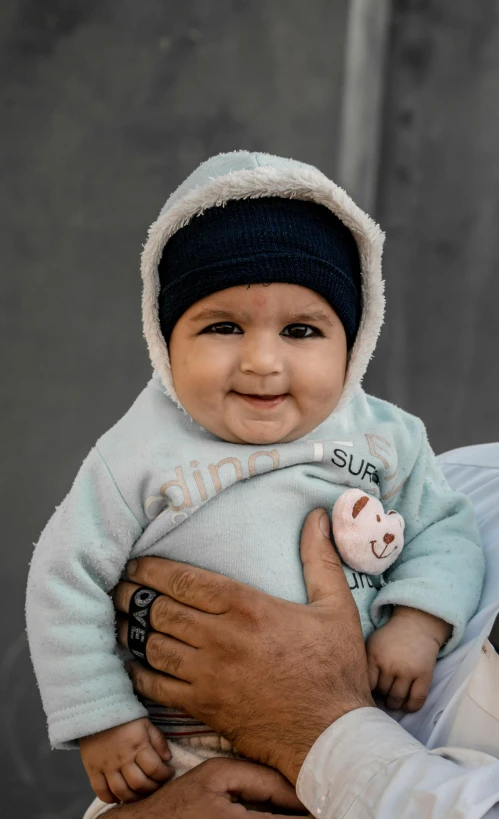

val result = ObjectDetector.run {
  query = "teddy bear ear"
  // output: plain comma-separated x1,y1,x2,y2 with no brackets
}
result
352,495,370,519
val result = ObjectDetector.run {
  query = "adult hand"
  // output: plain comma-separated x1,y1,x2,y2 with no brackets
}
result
104,758,307,817
114,509,373,784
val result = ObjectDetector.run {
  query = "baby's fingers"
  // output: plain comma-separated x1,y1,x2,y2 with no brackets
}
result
385,677,411,711
136,743,175,783
121,761,164,795
91,772,119,805
147,721,172,762
404,673,432,713
376,670,394,697
107,771,139,804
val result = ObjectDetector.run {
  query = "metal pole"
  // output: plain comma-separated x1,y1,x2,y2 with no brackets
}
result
337,0,393,214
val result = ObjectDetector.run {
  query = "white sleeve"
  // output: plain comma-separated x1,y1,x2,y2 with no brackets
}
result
296,708,499,819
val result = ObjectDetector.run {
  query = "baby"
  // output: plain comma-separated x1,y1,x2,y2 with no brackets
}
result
26,151,485,806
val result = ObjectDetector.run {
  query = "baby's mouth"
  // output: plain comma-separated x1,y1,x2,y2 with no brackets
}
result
233,392,288,409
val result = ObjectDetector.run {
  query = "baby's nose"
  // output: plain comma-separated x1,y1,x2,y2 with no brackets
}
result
240,336,284,375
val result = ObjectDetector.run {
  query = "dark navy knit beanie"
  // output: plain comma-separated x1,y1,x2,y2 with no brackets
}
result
158,196,362,349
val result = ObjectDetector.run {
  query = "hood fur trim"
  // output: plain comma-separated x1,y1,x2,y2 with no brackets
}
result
141,160,385,415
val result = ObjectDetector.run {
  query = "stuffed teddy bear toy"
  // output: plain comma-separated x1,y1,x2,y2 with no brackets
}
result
332,488,405,575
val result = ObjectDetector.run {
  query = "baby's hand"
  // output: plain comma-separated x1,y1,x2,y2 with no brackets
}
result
366,606,452,713
80,717,173,804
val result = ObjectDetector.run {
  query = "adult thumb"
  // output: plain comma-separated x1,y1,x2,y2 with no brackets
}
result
300,508,356,608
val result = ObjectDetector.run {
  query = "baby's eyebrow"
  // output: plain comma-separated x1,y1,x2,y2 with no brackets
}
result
189,307,336,326
286,310,336,326
189,308,244,323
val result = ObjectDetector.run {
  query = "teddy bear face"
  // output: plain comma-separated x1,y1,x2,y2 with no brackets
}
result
332,488,405,575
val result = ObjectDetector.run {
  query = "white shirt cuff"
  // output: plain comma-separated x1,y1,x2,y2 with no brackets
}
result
296,707,423,818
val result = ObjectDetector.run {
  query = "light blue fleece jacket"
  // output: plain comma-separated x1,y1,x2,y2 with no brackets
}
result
25,151,484,750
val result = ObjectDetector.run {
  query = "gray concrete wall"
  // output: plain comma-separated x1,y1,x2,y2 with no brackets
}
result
365,0,499,451
0,2,349,816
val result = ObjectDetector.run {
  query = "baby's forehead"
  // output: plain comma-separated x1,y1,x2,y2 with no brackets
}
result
184,283,339,324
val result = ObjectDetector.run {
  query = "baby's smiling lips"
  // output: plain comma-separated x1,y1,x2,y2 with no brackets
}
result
233,392,288,410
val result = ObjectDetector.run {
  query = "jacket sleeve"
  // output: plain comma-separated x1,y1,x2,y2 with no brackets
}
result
370,423,485,654
25,446,148,749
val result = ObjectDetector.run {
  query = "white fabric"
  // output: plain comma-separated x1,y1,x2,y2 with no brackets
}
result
83,443,499,818
83,800,114,819
297,443,499,818
297,708,499,819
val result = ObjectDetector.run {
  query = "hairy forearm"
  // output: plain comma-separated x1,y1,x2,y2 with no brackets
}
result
105,805,135,818
105,801,164,818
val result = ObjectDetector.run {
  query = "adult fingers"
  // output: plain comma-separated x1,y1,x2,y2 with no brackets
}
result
113,581,206,647
116,616,198,681
205,759,304,811
300,509,356,610
405,673,432,713
385,677,411,711
126,557,250,615
127,660,193,712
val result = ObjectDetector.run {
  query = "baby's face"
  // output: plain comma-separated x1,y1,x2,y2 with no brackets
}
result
168,283,348,444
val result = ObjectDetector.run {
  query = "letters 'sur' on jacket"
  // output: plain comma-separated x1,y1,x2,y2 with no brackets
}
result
25,151,485,750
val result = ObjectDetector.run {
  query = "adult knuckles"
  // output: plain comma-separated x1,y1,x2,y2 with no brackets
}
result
151,596,195,631
232,590,269,628
169,566,240,610
146,633,184,675
133,557,166,589
131,664,168,706
195,756,236,786
198,756,227,777
169,567,204,601
150,595,171,628
147,671,174,706
199,576,235,611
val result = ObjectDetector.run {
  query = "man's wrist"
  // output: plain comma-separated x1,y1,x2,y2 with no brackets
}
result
279,695,375,784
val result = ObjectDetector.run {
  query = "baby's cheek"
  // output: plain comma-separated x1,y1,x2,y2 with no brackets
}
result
300,373,343,417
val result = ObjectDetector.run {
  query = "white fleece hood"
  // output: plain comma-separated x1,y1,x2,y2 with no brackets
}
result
141,150,385,414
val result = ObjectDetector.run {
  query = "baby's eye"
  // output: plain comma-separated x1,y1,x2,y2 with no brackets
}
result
281,324,322,339
202,322,243,335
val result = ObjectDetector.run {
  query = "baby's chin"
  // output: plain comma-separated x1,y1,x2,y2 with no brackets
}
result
222,418,304,446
